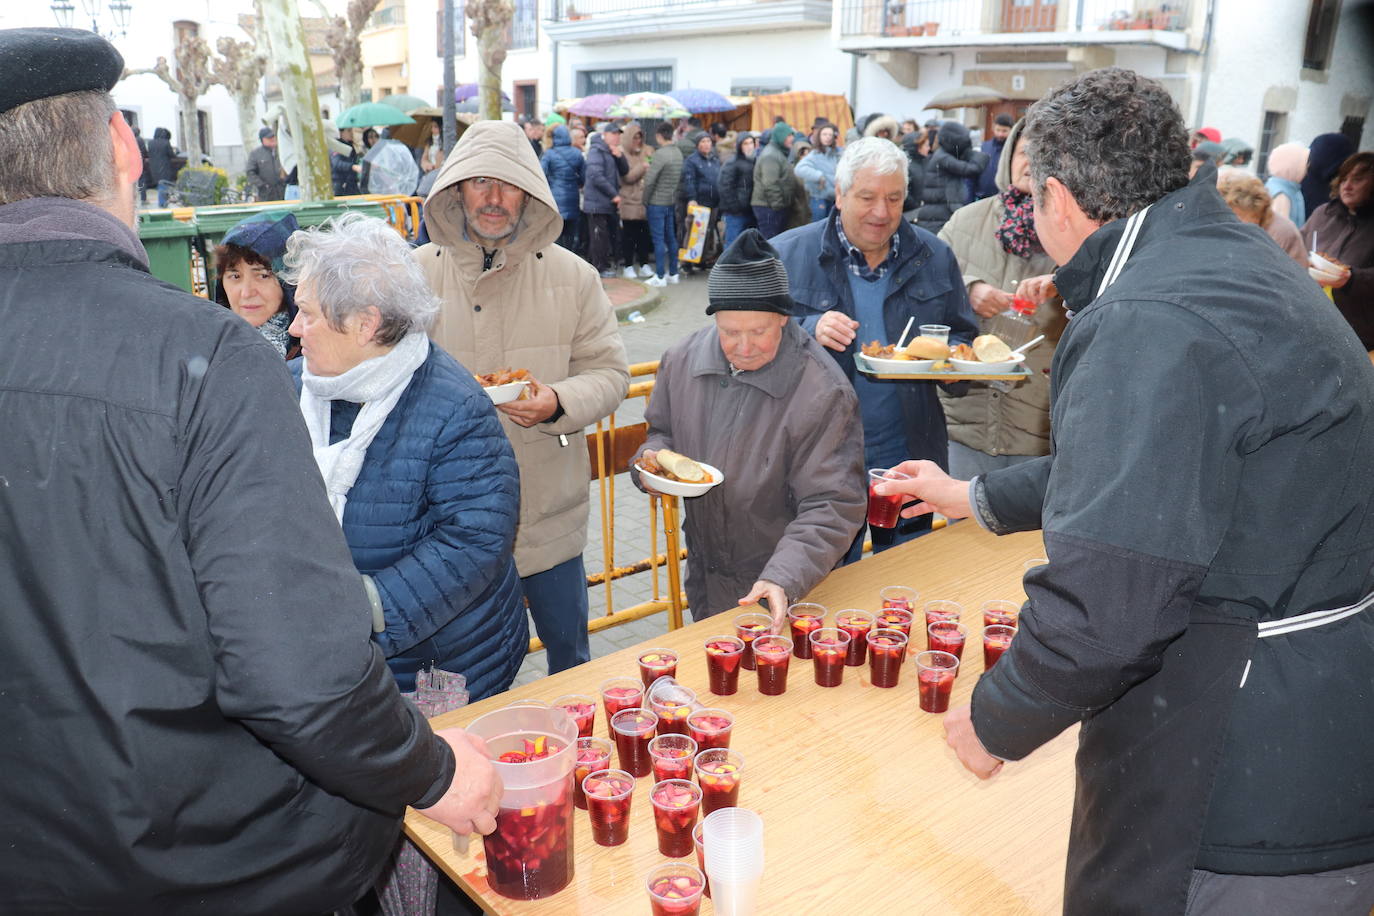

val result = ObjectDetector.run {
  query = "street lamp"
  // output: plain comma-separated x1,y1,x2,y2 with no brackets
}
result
51,0,132,38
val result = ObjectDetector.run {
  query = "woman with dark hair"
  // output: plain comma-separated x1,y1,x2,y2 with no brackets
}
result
1300,132,1355,221
212,210,301,358
359,127,380,193
796,122,841,222
1301,150,1374,347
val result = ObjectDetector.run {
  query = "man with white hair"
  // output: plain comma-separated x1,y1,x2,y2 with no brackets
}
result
773,136,976,557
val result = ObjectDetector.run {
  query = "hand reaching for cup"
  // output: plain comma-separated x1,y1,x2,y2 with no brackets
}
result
1015,274,1058,305
739,579,788,633
871,460,973,521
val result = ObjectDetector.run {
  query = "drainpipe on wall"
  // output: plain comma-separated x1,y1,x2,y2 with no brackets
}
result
552,37,560,104
1192,0,1218,128
848,50,859,115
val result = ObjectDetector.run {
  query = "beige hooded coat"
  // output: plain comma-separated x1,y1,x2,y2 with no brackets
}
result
416,120,630,577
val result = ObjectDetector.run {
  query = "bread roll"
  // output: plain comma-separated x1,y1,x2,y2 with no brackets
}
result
972,334,1013,362
656,449,708,483
903,336,950,360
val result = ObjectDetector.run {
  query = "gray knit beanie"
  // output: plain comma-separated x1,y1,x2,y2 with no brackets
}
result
705,229,795,316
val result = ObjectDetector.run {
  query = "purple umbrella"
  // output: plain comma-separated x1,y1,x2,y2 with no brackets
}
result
454,82,510,103
668,88,734,114
567,93,622,118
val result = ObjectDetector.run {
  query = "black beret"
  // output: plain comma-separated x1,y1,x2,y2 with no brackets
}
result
0,28,124,116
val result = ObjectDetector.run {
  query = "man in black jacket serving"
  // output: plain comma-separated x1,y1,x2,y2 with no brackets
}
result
0,29,500,914
878,69,1374,914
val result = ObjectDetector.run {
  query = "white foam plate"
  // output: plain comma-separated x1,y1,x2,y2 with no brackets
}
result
857,352,937,373
635,461,725,498
948,353,1027,373
483,380,530,405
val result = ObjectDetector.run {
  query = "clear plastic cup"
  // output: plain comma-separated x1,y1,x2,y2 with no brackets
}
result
583,767,635,846
984,624,1016,670
808,627,851,687
649,733,699,783
867,628,908,688
611,707,658,777
879,584,919,612
919,323,951,344
552,693,597,738
702,807,765,916
693,821,710,898
704,635,746,696
786,602,826,659
572,736,613,810
867,468,911,529
734,612,772,671
696,748,745,816
982,599,1020,629
687,707,734,750
648,681,700,737
924,599,963,640
599,677,644,739
834,609,875,666
646,861,707,916
752,635,792,695
873,605,914,638
927,621,968,661
650,778,703,857
915,650,960,713
639,647,679,688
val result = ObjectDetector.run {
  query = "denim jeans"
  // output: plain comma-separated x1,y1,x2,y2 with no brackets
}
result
752,205,788,239
809,198,834,223
522,555,591,674
646,203,678,278
722,211,756,248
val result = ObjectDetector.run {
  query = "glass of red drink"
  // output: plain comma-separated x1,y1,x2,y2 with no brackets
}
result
687,708,734,750
583,768,635,846
984,624,1016,670
695,748,744,815
923,599,963,646
649,733,699,782
867,467,912,529
600,677,645,739
639,648,679,688
572,736,613,810
650,779,703,857
645,863,706,916
927,621,967,661
874,606,914,639
692,822,710,898
733,612,771,671
867,628,908,688
553,694,597,739
916,650,960,713
703,635,745,696
834,609,874,666
610,707,657,777
982,599,1020,629
786,602,826,659
880,585,918,612
648,682,698,737
752,635,792,695
808,627,851,687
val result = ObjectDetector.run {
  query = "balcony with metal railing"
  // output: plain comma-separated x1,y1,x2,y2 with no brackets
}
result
544,0,833,43
838,0,1195,51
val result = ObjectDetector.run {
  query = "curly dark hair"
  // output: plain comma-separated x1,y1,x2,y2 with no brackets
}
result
1022,68,1191,223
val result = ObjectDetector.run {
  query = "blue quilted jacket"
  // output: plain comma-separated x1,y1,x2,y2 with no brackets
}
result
291,343,527,697
540,126,585,221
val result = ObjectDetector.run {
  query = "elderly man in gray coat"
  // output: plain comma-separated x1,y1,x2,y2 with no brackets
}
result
633,229,866,628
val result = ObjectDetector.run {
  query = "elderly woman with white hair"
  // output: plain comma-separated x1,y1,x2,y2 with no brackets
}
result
284,213,527,699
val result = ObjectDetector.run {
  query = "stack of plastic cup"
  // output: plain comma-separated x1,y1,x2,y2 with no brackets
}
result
702,807,764,916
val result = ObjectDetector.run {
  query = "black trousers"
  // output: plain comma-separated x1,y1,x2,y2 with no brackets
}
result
621,219,652,268
586,212,617,273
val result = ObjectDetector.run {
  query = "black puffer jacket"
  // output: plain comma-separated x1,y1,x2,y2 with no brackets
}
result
717,137,756,214
915,121,988,235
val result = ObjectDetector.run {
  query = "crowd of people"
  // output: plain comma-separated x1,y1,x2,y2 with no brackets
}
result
5,20,1374,915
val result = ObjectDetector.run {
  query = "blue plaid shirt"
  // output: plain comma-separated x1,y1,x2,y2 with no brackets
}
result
834,218,899,282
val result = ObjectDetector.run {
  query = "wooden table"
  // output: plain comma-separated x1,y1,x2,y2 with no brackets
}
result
406,522,1076,914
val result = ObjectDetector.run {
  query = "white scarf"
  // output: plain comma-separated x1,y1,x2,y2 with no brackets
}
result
300,330,429,522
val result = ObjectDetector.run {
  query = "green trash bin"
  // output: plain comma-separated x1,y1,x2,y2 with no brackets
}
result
137,211,200,293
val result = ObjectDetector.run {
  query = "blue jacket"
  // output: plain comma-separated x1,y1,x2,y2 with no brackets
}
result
772,212,978,468
681,149,721,208
583,133,629,215
970,136,1005,200
794,146,839,202
291,344,527,698
541,125,585,221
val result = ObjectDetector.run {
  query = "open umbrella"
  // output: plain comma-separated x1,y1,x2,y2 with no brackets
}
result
379,94,432,113
455,97,514,114
924,84,1009,110
338,101,416,128
608,92,689,120
668,88,733,114
567,93,621,118
454,83,510,103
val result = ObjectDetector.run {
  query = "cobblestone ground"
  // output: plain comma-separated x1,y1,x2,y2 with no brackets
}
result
513,270,714,686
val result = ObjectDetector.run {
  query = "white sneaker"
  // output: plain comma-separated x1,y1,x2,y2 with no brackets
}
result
623,267,637,279
667,273,681,285
646,275,667,288
639,264,655,278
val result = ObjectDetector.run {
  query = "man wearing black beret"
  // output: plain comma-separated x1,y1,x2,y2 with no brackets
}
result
0,28,500,914
631,229,866,627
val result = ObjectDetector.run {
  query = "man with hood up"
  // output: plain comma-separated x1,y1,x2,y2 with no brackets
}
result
541,123,585,253
916,120,989,235
752,121,797,239
416,119,630,674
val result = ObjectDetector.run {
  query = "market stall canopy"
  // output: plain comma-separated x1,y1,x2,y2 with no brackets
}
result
608,91,689,120
567,93,621,118
924,85,1009,110
379,94,431,113
745,91,854,136
338,102,415,128
667,88,733,114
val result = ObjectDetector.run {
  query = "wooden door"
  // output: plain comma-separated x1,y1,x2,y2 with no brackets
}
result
1002,0,1057,32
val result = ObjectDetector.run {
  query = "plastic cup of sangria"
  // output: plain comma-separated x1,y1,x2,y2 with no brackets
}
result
646,862,707,916
687,708,734,750
752,635,793,695
734,612,771,671
880,584,918,613
867,628,908,688
572,736,613,810
692,822,710,898
916,650,960,713
695,748,745,815
809,627,851,687
651,778,704,857
600,677,645,739
982,599,1020,629
649,733,699,782
867,467,912,529
924,600,963,646
553,694,597,739
703,635,745,696
874,605,914,639
927,621,968,662
639,648,679,688
984,624,1016,670
583,768,635,846
786,602,826,659
1023,556,1048,576
835,609,874,666
610,707,657,777
648,682,698,737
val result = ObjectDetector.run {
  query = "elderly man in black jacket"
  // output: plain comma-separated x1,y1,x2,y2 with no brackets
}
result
0,28,500,914
880,68,1374,915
